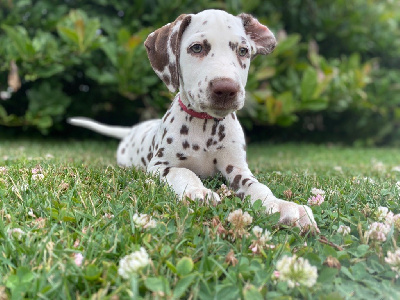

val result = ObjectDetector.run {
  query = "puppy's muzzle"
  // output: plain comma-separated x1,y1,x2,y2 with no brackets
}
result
209,78,240,110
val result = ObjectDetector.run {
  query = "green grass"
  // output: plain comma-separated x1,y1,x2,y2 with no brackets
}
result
1,140,400,299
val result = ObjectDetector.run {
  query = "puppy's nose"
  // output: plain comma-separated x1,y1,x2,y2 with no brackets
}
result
209,79,240,102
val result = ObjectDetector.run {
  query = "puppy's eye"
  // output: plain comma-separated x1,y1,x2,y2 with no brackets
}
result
238,47,249,57
190,44,203,53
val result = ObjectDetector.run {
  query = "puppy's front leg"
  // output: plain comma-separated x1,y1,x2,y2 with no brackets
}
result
220,162,317,230
148,165,220,203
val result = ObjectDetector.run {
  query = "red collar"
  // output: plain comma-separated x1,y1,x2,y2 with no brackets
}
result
178,97,223,120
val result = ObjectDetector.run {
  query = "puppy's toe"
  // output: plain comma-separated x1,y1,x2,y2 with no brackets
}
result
277,201,319,233
184,188,221,206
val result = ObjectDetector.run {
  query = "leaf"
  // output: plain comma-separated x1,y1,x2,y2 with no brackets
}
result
340,266,355,280
172,274,196,299
84,265,101,281
348,244,369,258
57,26,80,45
243,285,263,300
165,260,177,274
1,24,35,59
176,257,194,276
301,67,318,102
0,105,7,119
252,199,263,211
216,285,239,300
144,276,171,295
318,267,339,284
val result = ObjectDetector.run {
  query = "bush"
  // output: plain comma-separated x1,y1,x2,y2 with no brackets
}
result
0,0,399,144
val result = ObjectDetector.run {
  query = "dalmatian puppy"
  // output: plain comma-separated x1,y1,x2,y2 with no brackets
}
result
69,10,318,231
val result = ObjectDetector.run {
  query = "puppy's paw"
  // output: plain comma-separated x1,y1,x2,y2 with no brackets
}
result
183,188,221,205
271,200,319,234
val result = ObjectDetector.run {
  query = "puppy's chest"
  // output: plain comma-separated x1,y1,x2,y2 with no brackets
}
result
160,114,229,155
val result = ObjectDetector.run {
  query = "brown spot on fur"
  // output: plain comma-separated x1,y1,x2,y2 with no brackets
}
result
163,167,170,177
162,128,167,139
192,144,199,151
170,117,175,123
156,148,165,157
206,138,213,147
211,123,217,135
176,153,187,160
141,157,147,166
226,165,234,174
218,125,226,141
180,125,189,135
182,140,190,149
229,41,238,51
213,158,217,164
167,137,173,144
147,152,153,161
231,175,242,190
203,119,208,131
231,113,236,120
163,111,171,122
236,192,245,199
242,178,250,186
121,148,125,154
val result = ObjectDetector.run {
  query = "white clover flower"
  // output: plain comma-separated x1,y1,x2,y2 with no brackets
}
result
252,226,263,238
118,247,150,279
363,177,375,184
337,225,351,236
396,181,400,191
12,183,29,193
103,213,114,219
28,209,36,218
249,227,273,253
144,178,156,186
73,253,84,267
7,228,24,239
228,209,253,238
259,229,272,244
0,166,7,174
274,255,318,288
385,249,400,275
218,184,233,198
310,188,325,196
31,167,42,174
32,174,44,181
307,194,325,206
333,166,343,172
393,214,400,231
132,213,157,229
228,209,253,227
365,222,391,242
45,153,54,159
376,206,390,221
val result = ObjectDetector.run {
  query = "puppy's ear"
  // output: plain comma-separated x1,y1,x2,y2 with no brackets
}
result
238,13,276,58
145,14,192,93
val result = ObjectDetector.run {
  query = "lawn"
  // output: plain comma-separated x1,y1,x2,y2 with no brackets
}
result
1,140,400,299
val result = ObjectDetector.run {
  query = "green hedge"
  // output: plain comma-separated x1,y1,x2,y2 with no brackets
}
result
1,0,399,144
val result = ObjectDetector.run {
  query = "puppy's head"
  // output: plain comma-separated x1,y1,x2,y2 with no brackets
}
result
145,10,276,119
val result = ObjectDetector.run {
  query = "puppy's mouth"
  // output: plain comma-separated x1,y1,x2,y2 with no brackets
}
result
200,103,240,118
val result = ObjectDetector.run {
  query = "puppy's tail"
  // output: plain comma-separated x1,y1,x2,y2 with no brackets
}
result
67,117,131,139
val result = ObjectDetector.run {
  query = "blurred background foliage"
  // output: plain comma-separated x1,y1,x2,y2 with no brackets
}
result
0,0,399,145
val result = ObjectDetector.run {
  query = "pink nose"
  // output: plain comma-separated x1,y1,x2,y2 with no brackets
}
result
209,79,240,102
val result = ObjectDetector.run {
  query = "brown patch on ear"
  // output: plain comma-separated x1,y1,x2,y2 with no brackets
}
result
145,14,192,92
238,13,276,57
